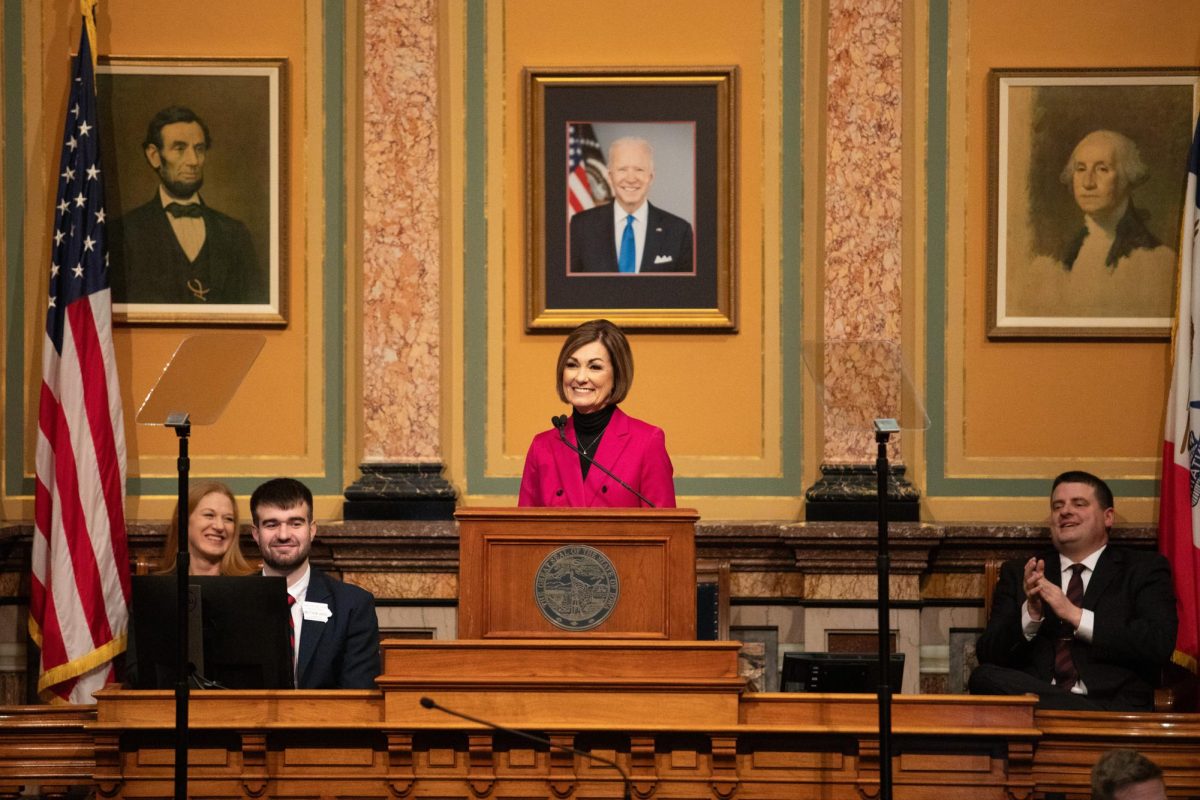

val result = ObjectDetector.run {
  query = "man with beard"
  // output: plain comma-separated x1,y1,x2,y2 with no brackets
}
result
109,106,265,304
250,478,381,689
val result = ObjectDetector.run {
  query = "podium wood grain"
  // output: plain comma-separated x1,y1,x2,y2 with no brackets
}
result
456,507,699,639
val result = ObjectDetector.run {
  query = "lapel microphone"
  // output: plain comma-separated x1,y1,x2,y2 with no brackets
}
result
420,696,631,800
551,416,655,508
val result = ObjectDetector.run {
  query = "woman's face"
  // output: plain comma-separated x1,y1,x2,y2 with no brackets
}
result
561,340,614,415
188,491,236,567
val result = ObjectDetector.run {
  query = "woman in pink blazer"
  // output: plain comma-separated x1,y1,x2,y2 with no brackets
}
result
518,319,676,508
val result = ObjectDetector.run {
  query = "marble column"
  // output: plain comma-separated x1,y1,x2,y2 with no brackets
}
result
805,0,917,520
344,0,455,519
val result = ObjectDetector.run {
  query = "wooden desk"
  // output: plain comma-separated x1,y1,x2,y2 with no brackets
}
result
0,640,1198,799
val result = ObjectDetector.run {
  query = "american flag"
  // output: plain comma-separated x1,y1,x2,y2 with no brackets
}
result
567,123,605,218
29,8,131,704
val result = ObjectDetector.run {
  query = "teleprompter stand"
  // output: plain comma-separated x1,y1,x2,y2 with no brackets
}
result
136,333,265,800
802,339,928,800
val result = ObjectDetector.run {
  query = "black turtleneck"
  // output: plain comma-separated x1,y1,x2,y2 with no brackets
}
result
572,404,616,479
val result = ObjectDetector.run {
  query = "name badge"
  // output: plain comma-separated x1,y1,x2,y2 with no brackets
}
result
302,601,331,622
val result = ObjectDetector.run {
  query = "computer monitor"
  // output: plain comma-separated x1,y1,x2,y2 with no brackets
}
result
780,652,905,693
130,575,294,690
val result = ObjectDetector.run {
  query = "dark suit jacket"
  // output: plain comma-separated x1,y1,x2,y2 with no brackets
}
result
975,546,1177,710
569,202,694,273
517,407,676,508
296,567,381,690
1059,204,1164,270
109,194,265,304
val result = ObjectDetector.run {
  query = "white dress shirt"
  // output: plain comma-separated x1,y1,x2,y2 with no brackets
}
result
159,186,206,262
1021,545,1105,694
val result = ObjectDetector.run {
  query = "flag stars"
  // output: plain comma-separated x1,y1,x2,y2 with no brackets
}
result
85,165,100,181
48,296,56,309
51,263,60,278
62,167,76,182
94,208,106,224
82,236,95,252
71,103,79,117
77,120,91,137
66,136,78,151
57,200,69,215
72,264,84,279
54,230,66,246
74,192,86,208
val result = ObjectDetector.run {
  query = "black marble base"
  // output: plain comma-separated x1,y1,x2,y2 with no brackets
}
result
804,463,920,522
343,463,457,521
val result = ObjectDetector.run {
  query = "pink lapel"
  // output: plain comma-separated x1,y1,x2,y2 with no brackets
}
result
581,408,632,505
546,409,634,506
549,415,588,505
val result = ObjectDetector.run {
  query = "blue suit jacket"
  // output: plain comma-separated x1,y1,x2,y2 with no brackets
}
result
517,407,676,508
296,567,381,689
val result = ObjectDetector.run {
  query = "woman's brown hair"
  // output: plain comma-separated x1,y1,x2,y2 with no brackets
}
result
554,319,634,406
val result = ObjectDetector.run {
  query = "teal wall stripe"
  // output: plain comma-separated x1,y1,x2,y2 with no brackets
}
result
464,3,804,497
778,0,804,491
922,0,1157,499
4,6,346,500
316,0,347,495
463,0,492,492
3,0,26,496
923,0,949,496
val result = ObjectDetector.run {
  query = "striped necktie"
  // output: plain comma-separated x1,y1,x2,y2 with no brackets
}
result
1052,563,1085,691
287,594,297,664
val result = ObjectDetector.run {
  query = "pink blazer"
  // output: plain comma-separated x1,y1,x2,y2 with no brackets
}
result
517,407,676,508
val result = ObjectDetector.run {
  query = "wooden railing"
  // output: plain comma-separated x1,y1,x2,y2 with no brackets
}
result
0,669,1197,798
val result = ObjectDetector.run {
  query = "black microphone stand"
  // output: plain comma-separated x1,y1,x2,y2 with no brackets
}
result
552,416,655,508
165,411,191,800
421,696,631,800
873,418,898,800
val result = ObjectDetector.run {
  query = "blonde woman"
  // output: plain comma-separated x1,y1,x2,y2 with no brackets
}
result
157,481,256,576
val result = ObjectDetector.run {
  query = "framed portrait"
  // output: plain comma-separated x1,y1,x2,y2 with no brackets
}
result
525,67,737,331
987,68,1199,339
96,58,287,326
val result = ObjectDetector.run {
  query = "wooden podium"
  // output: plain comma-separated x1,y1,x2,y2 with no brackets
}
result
456,507,699,640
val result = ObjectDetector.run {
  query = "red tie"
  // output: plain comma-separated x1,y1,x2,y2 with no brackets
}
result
287,594,297,663
1053,564,1086,691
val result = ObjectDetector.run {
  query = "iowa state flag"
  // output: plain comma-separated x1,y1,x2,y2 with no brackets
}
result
1159,118,1200,675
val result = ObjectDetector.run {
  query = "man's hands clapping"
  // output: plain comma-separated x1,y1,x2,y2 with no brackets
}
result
1023,557,1082,629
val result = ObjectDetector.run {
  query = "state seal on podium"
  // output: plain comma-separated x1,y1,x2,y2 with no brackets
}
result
533,545,620,631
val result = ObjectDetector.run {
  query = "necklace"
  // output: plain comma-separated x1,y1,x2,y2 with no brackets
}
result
578,430,605,455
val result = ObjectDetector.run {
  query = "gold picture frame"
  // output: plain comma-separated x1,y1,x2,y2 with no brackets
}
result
987,67,1198,340
525,67,737,331
97,57,288,326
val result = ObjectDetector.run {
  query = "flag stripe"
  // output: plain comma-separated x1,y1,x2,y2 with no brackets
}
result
41,373,113,649
68,297,129,600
